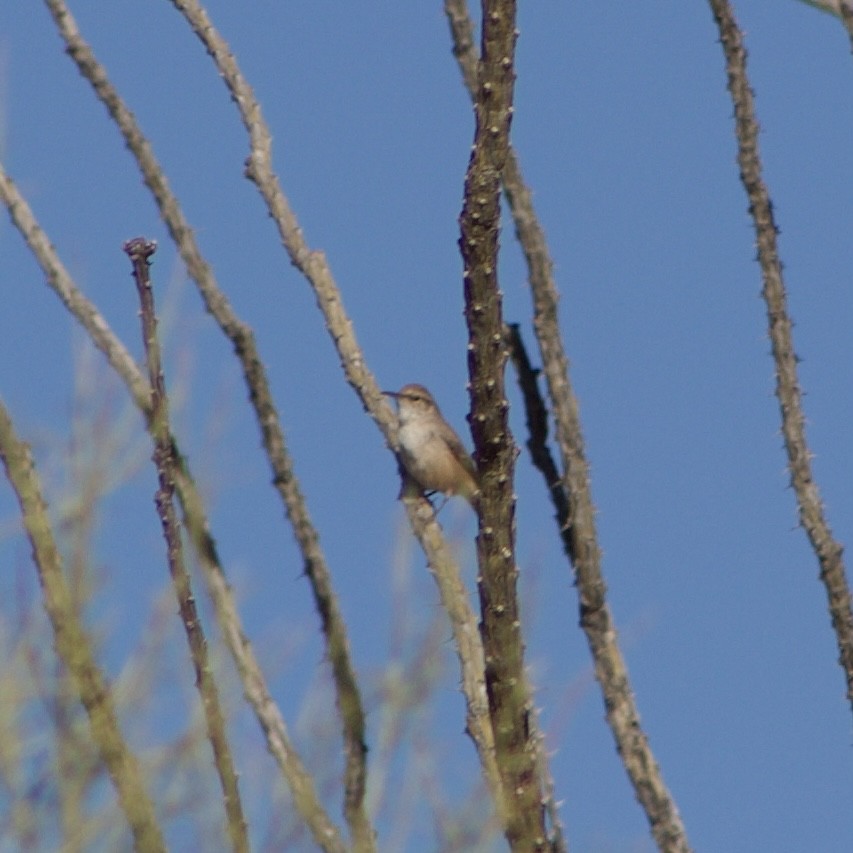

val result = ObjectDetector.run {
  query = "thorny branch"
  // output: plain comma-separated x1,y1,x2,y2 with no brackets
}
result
167,0,505,823
0,162,346,853
458,2,550,850
709,0,853,717
125,237,249,853
446,2,691,850
42,0,366,847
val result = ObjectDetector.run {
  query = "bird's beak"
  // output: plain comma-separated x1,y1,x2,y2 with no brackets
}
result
382,390,399,398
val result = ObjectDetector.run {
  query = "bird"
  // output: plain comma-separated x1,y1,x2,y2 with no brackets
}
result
384,383,479,507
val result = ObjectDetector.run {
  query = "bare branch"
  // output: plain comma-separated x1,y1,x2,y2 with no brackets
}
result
165,0,504,823
125,237,248,853
446,3,691,850
39,0,369,846
0,165,147,408
458,2,549,849
503,324,567,851
0,402,166,853
709,0,853,716
0,162,347,853
404,496,503,814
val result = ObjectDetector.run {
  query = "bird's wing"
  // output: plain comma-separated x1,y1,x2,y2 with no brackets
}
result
445,431,479,482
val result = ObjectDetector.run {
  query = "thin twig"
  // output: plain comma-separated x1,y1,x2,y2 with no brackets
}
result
404,496,503,816
0,162,347,853
446,2,691,850
0,402,166,853
504,325,567,852
459,2,549,850
504,326,568,541
709,0,853,716
124,237,249,853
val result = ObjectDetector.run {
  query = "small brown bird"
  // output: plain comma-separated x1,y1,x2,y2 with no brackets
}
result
384,383,479,506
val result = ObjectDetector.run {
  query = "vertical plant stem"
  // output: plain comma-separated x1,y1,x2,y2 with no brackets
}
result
459,2,548,849
124,237,249,853
709,0,853,716
0,403,166,853
446,3,691,850
404,497,503,814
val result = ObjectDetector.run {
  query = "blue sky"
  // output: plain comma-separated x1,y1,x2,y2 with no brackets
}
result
2,1,853,850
